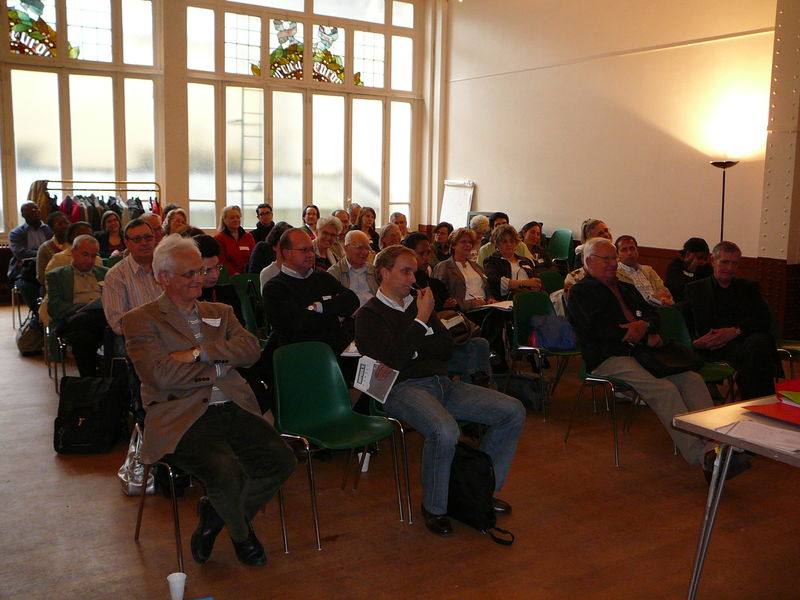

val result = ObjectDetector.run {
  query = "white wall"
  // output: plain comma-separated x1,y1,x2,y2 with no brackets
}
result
444,0,776,255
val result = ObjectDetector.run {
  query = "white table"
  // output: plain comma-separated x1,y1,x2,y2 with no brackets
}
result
673,397,800,600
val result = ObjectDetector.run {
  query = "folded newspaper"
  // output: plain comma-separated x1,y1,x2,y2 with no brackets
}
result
354,356,399,404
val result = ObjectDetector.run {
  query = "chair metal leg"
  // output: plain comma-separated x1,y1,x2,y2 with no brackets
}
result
550,354,571,396
163,463,184,574
606,385,620,469
280,433,321,550
342,448,357,490
387,431,404,522
564,381,588,444
278,488,289,554
386,417,413,525
134,463,150,541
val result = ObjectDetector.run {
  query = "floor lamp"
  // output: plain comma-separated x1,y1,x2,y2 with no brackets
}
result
710,160,738,241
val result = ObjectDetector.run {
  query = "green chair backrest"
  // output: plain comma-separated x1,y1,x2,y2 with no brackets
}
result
512,291,554,348
547,229,574,267
217,264,232,286
272,341,353,434
656,306,693,348
538,270,564,294
106,255,124,268
764,302,784,346
229,273,263,339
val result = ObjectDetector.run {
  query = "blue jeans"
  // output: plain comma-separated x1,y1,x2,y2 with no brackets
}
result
446,336,491,380
383,375,525,515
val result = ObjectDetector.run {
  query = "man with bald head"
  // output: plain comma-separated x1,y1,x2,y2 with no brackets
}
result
46,235,108,377
565,237,742,478
327,229,378,307
263,228,359,354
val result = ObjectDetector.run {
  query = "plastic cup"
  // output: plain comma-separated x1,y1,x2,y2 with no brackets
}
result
167,572,186,600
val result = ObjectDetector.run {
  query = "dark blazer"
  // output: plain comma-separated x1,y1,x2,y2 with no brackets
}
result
46,264,108,330
482,251,537,300
566,274,658,372
432,256,491,312
683,276,770,340
122,294,262,463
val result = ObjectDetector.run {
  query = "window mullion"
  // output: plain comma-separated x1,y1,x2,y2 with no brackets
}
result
382,97,390,223
111,0,123,65
58,70,73,182
215,81,226,220
344,93,353,214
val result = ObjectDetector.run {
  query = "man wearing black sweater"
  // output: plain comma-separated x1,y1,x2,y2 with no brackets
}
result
355,246,525,536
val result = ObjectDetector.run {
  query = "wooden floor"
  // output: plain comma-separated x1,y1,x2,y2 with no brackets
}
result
1,304,798,600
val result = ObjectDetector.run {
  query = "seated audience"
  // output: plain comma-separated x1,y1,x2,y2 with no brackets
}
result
214,205,255,276
9,201,53,311
95,210,126,258
257,222,293,289
249,221,290,276
45,222,100,276
684,241,779,400
250,203,275,244
163,208,204,238
122,235,294,567
194,235,237,307
614,235,674,306
300,204,320,240
313,216,344,271
262,228,359,355
328,230,378,307
103,217,161,336
483,224,542,300
520,221,554,272
565,218,613,291
141,212,166,246
389,212,409,237
476,212,534,266
379,223,402,250
46,235,108,377
665,237,713,303
565,238,749,478
469,214,490,246
36,211,69,287
332,209,350,244
355,245,525,536
348,202,361,227
429,221,453,269
352,206,380,252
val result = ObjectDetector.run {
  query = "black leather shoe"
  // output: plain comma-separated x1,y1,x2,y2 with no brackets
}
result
191,497,225,564
492,497,512,515
421,505,453,536
232,524,267,567
703,449,752,484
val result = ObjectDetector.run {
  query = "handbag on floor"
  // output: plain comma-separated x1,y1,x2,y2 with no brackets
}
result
16,311,43,356
54,375,126,454
448,442,514,545
118,424,154,496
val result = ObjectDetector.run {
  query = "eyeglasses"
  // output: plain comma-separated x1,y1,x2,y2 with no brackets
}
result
590,254,618,263
288,246,315,254
126,234,155,244
257,211,273,217
175,266,215,279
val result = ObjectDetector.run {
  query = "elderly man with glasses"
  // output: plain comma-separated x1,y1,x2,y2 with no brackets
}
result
122,234,295,567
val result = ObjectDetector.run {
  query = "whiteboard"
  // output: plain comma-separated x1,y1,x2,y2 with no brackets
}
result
439,180,474,227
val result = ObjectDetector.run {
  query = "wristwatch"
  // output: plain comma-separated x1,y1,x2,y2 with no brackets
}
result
191,347,201,362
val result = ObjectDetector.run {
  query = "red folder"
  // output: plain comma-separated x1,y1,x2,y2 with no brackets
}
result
745,401,800,426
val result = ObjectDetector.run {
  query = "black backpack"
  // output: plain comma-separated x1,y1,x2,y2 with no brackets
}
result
447,442,515,545
54,375,126,454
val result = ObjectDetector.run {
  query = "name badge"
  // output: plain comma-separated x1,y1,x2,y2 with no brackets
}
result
202,318,221,327
239,246,249,251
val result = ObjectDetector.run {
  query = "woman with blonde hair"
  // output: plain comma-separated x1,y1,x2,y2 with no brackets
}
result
213,205,255,275
162,207,204,238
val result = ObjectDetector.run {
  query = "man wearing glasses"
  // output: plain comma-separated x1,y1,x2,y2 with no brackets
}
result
251,203,275,245
123,235,294,567
102,217,162,336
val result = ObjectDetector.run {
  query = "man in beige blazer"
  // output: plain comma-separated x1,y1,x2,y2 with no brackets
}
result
123,234,294,568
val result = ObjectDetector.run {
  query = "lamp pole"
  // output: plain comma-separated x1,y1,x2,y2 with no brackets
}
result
710,160,739,241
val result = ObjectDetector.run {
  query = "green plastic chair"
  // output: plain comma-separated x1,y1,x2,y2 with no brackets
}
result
547,229,574,271
766,303,799,379
229,273,267,345
273,342,410,544
105,255,124,269
657,306,737,402
564,359,641,468
511,291,580,420
538,270,564,295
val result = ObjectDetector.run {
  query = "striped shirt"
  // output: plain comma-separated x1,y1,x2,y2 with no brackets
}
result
102,254,161,334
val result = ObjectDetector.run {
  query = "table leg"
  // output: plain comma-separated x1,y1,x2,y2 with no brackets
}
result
687,444,734,600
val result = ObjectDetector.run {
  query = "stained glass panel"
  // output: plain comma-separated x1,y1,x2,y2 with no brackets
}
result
354,31,384,87
67,0,112,62
224,13,261,76
188,83,216,200
314,0,384,24
272,91,304,224
187,7,215,71
226,86,264,229
312,24,345,85
392,1,413,28
390,101,411,205
268,20,303,80
312,94,344,212
125,78,155,183
351,98,383,217
122,0,153,66
8,0,58,58
391,35,413,91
